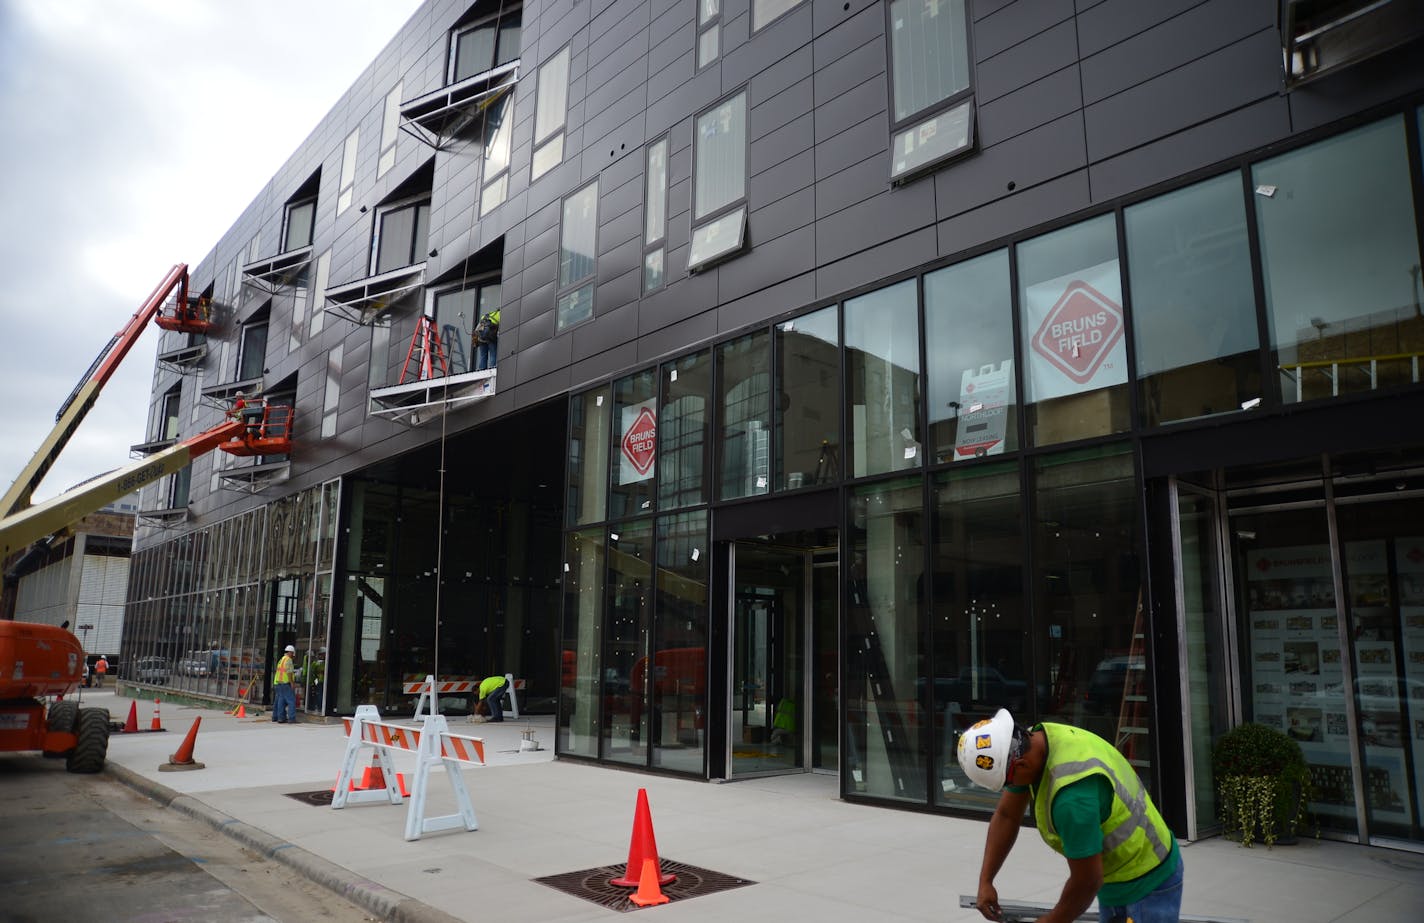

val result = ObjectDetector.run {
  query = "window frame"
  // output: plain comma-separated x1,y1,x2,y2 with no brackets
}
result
282,195,316,253
378,81,402,178
696,0,721,71
430,276,502,376
337,128,359,215
531,44,572,182
480,88,515,216
752,0,804,33
688,89,749,273
237,308,270,383
556,178,600,332
448,5,523,85
882,0,977,185
643,136,669,293
370,194,432,276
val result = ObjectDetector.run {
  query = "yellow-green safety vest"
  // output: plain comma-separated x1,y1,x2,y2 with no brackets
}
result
274,654,294,685
1032,723,1173,885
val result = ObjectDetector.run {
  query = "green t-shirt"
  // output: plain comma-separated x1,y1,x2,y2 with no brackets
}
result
1045,776,1180,906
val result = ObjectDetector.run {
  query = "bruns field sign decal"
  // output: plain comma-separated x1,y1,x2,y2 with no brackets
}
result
1026,260,1126,402
619,401,657,484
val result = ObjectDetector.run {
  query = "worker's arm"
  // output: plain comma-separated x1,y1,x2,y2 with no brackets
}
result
975,787,1031,921
1036,852,1102,923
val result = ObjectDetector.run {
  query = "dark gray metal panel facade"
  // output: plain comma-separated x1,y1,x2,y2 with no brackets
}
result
135,0,1424,550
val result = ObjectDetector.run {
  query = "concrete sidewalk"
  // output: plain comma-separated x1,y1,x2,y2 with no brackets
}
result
81,688,1423,922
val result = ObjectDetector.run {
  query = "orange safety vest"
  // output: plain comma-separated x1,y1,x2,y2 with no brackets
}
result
95,658,108,674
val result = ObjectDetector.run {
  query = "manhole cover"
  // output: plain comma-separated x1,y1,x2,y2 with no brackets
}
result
534,859,753,912
284,789,335,807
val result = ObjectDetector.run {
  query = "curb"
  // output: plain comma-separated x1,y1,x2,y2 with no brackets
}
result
104,761,465,923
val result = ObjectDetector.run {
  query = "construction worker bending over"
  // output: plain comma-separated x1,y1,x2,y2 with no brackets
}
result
958,709,1182,923
476,674,508,722
228,390,266,438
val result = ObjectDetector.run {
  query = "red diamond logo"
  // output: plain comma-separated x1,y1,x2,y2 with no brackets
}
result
621,407,657,476
1031,280,1124,384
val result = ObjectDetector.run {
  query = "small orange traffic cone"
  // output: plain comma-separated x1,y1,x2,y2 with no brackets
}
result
159,718,206,771
150,698,165,731
610,788,676,887
233,704,247,718
628,857,670,907
122,701,139,734
358,755,410,796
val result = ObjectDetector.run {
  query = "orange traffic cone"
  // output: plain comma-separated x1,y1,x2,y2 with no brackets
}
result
150,698,165,731
159,717,206,771
122,701,139,734
233,704,247,718
628,857,670,907
610,788,676,887
358,755,410,796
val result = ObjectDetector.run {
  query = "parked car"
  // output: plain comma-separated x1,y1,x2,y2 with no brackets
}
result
133,656,169,685
178,650,211,677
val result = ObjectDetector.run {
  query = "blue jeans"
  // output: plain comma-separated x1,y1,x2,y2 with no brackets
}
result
476,340,497,371
485,682,506,721
273,683,297,722
1099,854,1184,923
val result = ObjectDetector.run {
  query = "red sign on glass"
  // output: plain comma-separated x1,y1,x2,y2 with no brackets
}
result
1030,280,1124,385
621,406,657,477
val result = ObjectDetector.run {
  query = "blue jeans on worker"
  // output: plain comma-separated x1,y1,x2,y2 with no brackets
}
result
485,682,506,722
1098,854,1184,923
476,340,497,371
273,682,297,723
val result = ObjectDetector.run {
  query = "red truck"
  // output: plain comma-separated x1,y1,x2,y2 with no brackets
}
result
0,620,109,772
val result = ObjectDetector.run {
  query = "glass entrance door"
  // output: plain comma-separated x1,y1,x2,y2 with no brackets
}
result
731,543,805,776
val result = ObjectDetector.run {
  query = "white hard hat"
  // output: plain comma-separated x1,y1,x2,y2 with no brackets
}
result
284,644,296,653
236,390,246,397
957,708,1020,792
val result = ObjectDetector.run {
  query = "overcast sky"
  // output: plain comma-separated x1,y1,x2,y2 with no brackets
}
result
0,0,423,505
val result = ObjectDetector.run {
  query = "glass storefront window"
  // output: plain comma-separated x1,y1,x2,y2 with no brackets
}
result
1126,172,1261,426
652,511,709,774
925,249,1016,463
604,520,653,765
559,528,604,758
718,331,771,500
846,478,925,802
659,351,710,510
930,461,1027,811
1032,445,1147,774
610,370,658,518
774,306,840,490
568,386,611,526
1018,214,1130,446
1253,116,1423,405
846,279,921,478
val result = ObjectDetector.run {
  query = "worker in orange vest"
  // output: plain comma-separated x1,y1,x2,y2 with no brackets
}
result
94,655,109,688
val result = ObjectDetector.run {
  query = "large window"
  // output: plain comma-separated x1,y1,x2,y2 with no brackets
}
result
753,0,802,31
451,7,521,82
1125,172,1261,426
433,280,500,375
480,92,514,216
610,369,658,519
532,46,570,181
604,519,653,766
846,279,921,478
887,0,974,182
644,137,668,292
718,330,771,500
697,0,720,69
559,528,604,758
659,350,710,510
775,306,840,489
925,249,1015,463
931,461,1027,811
283,197,315,252
568,386,612,526
651,511,709,774
847,478,925,802
378,82,402,177
689,92,747,272
557,180,598,331
1253,116,1424,405
1018,213,1129,446
237,307,269,382
373,198,431,275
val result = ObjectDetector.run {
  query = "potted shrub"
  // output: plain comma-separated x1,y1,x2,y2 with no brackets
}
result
1211,722,1312,847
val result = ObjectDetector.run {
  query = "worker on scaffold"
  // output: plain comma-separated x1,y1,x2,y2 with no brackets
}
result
228,390,266,439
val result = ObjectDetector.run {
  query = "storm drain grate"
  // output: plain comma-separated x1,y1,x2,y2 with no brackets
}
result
284,789,335,807
534,859,754,911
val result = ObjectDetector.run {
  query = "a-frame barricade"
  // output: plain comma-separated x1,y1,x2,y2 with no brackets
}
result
333,687,488,841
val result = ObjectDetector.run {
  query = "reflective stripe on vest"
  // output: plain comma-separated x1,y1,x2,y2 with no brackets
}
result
1033,723,1171,883
274,655,293,684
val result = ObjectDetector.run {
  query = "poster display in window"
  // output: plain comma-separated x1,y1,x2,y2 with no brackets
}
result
1024,260,1126,402
619,400,657,484
952,360,1011,460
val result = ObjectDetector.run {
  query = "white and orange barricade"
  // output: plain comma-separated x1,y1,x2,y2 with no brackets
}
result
333,687,487,841
406,672,525,719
